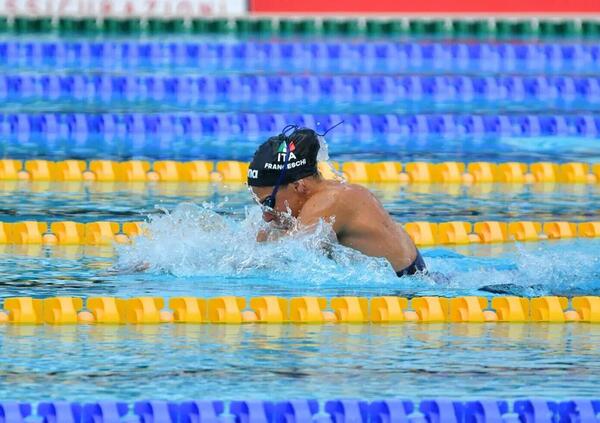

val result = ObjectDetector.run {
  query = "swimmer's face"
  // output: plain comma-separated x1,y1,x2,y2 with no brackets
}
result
251,184,304,224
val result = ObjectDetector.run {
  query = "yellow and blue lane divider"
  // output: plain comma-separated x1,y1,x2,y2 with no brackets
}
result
3,398,597,423
0,159,599,184
1,295,598,324
0,220,598,246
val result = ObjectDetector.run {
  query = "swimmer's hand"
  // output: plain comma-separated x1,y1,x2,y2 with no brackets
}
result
104,261,150,275
257,229,268,242
256,226,287,242
134,262,150,272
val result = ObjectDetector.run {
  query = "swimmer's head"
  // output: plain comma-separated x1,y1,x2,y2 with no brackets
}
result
248,127,321,223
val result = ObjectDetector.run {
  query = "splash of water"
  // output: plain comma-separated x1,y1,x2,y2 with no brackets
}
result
423,241,600,296
115,203,600,296
115,202,400,285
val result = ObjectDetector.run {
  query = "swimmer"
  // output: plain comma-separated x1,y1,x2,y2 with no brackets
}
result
248,126,427,277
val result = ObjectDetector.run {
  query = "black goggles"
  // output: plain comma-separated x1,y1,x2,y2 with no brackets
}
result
259,193,277,211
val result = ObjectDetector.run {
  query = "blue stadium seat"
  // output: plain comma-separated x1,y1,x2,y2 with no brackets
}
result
134,401,179,423
38,402,82,423
325,400,368,423
0,402,31,423
179,401,224,423
514,400,558,423
82,402,128,423
274,400,319,423
369,400,414,423
230,401,274,423
420,400,464,423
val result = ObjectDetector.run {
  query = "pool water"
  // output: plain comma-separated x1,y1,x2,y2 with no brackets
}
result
0,198,599,301
1,323,599,402
0,182,599,223
1,29,599,404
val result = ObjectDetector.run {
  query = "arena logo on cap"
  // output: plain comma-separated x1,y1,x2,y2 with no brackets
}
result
276,141,297,162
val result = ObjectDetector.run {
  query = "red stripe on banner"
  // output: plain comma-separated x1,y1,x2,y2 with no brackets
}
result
250,0,600,13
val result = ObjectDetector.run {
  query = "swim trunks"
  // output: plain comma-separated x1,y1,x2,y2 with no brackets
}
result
396,250,427,277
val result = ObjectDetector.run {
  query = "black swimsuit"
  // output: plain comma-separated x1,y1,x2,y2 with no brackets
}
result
396,250,427,277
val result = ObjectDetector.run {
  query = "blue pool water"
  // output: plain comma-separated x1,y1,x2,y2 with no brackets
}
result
0,182,599,223
0,200,598,301
1,323,599,402
1,30,599,403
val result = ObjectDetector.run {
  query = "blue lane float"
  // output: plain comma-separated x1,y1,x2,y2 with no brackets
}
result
0,74,599,105
0,112,598,160
1,399,599,423
0,41,598,73
1,113,599,140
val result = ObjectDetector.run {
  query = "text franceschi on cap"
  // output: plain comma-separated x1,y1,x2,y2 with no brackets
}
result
247,128,320,187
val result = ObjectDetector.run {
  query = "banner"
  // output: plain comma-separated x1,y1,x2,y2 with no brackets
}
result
250,0,600,13
0,0,247,17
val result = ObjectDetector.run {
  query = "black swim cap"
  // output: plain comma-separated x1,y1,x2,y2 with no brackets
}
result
247,128,320,187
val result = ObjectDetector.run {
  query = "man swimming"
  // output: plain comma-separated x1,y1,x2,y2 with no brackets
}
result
247,126,427,277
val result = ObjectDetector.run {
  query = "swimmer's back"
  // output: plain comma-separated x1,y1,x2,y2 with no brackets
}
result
299,180,418,272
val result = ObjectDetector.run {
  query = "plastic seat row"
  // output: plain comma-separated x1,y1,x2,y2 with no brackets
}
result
2,398,598,423
1,41,598,65
2,159,599,184
2,113,600,138
2,74,599,103
342,162,600,183
1,295,598,324
4,16,600,37
0,159,248,182
0,220,142,245
403,221,600,246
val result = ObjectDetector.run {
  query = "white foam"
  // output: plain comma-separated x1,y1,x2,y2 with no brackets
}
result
115,202,397,284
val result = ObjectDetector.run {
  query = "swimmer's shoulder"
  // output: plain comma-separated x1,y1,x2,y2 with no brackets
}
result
317,181,374,214
334,182,377,205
